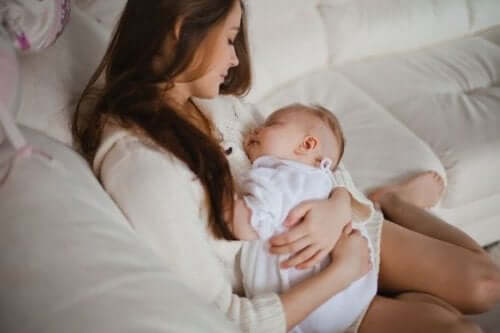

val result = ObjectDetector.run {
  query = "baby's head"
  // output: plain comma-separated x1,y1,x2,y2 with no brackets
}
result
244,103,345,170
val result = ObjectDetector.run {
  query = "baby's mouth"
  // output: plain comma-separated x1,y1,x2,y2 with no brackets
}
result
247,139,258,146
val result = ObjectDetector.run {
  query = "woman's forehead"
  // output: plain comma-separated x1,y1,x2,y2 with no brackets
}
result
225,0,242,29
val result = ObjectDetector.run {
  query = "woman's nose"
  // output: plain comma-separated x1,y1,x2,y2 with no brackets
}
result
230,49,239,68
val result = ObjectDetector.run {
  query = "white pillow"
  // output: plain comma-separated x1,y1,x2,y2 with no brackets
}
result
0,126,237,333
16,5,108,145
244,0,329,103
319,0,500,65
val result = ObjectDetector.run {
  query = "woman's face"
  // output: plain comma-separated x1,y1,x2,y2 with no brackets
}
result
176,1,242,100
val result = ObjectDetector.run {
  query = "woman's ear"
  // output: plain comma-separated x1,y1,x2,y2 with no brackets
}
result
296,136,319,154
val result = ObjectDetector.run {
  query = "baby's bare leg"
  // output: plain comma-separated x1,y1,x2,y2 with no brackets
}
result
359,295,482,333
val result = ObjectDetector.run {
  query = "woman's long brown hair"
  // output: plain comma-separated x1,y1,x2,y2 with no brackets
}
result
72,0,251,240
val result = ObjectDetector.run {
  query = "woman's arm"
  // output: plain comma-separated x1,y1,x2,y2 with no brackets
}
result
98,140,286,332
281,228,372,330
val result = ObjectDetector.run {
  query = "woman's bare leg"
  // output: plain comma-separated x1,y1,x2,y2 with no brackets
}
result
378,192,485,255
359,295,482,333
368,171,500,314
378,220,500,314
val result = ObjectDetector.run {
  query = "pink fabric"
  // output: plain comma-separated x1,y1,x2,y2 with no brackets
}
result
2,0,71,52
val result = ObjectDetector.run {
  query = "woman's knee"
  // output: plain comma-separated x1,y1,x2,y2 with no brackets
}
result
461,254,500,313
442,317,482,333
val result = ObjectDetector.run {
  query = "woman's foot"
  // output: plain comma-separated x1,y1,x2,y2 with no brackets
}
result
369,171,445,209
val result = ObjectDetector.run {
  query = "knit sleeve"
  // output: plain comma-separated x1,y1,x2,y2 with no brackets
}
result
242,167,285,240
332,162,375,222
96,138,286,333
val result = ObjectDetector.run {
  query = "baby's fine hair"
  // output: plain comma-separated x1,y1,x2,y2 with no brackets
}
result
275,103,345,169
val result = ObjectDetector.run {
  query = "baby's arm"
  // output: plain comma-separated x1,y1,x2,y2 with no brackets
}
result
232,195,259,240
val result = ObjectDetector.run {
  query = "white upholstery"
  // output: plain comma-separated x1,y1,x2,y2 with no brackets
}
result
335,27,500,209
16,6,107,145
0,127,237,333
245,0,328,102
319,0,500,65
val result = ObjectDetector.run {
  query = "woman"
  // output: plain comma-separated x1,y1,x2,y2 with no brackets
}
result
73,1,500,332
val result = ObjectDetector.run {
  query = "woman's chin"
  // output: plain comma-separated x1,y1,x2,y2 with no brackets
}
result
194,90,219,100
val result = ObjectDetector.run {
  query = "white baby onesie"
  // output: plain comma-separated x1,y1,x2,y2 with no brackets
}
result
240,155,378,333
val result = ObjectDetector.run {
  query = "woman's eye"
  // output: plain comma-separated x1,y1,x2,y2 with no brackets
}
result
228,39,235,45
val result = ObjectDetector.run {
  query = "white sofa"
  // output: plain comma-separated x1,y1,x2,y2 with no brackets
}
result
1,0,500,332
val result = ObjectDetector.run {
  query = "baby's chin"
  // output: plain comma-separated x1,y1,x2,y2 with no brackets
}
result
243,148,259,163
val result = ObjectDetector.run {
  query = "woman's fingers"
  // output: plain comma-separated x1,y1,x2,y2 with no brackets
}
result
296,249,328,270
280,244,320,269
269,222,308,247
270,235,311,255
283,201,312,228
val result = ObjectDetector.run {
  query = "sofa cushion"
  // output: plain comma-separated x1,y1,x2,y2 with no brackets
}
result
319,0,500,65
336,26,500,208
0,126,236,333
254,69,445,196
16,5,107,145
244,0,328,102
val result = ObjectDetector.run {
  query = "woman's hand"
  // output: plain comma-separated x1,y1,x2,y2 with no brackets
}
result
269,187,352,269
329,228,372,282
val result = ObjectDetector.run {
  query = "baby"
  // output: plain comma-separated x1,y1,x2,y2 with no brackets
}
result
231,103,378,333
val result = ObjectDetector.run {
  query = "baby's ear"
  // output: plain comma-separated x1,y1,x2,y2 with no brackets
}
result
297,136,319,154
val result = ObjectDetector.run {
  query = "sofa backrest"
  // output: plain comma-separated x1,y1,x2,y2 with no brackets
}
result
244,0,328,102
319,0,500,65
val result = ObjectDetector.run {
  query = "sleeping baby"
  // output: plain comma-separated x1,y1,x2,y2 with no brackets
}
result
230,103,378,333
